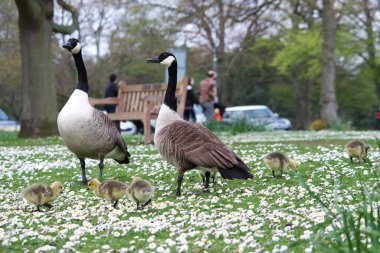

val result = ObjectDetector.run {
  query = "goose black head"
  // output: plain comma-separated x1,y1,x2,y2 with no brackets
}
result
62,38,81,54
146,52,176,67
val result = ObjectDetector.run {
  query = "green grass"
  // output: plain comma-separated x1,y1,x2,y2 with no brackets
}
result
0,130,379,252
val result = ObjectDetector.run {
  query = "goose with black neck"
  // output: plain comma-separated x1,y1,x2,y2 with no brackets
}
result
58,38,131,185
147,52,253,197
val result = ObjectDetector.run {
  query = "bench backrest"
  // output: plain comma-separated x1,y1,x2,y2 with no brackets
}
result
90,78,188,119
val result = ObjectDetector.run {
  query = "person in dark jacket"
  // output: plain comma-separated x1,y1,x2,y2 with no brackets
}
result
184,77,200,121
104,73,118,113
103,73,120,131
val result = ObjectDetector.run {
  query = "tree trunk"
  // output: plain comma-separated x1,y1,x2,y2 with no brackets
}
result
216,0,227,105
292,72,310,130
320,0,338,125
362,0,380,101
15,0,78,138
16,0,58,137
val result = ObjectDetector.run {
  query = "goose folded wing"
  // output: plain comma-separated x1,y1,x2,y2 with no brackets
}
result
161,121,239,168
90,110,130,156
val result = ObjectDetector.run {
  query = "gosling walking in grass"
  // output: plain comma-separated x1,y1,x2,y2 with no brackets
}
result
198,170,217,189
345,140,370,163
263,152,299,178
22,182,64,212
127,177,154,210
87,179,128,208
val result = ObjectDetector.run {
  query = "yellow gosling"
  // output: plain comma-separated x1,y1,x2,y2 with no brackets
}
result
127,177,154,210
198,169,217,189
345,140,370,163
87,179,128,208
263,152,300,178
22,181,64,212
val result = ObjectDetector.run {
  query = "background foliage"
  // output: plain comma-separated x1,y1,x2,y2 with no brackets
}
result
1,0,379,129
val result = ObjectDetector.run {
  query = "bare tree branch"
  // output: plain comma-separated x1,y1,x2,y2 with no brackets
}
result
52,0,79,35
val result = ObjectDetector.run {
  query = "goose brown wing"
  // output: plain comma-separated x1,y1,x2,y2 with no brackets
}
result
91,109,131,161
159,121,240,169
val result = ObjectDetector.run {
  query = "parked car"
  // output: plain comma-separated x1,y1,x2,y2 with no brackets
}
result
0,108,20,131
222,105,292,130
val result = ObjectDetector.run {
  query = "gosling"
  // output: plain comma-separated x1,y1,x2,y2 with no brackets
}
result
127,177,154,210
263,151,300,178
345,140,370,163
22,181,64,212
198,170,217,188
87,179,128,208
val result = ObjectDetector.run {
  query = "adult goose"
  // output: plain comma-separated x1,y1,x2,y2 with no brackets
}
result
58,38,131,184
146,52,253,196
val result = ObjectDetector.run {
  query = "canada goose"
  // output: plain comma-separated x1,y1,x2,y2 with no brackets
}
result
87,178,128,208
58,38,131,184
198,170,217,188
22,181,64,211
127,177,154,210
345,140,370,163
263,152,299,178
146,52,253,196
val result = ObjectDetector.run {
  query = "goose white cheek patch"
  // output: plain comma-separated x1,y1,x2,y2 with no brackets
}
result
160,56,175,66
71,43,82,54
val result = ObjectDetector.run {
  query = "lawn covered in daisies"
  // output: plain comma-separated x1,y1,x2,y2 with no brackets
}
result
0,130,379,252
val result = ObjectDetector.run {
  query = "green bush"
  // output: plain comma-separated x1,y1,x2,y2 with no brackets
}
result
205,118,268,134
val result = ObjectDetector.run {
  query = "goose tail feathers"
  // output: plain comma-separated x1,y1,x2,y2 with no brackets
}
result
217,156,253,179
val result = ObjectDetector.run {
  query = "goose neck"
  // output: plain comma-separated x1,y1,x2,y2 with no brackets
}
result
164,61,177,111
73,51,89,93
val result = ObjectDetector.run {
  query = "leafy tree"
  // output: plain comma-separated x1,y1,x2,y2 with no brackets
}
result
271,29,321,129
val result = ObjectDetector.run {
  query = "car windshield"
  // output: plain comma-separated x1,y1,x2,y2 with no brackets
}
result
0,109,9,121
224,111,244,120
244,108,273,118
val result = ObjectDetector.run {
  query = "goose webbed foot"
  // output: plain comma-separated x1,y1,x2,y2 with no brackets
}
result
79,158,88,185
43,203,53,209
113,200,119,209
349,157,353,164
201,176,206,187
98,159,104,182
176,173,184,197
203,171,211,192
142,199,152,208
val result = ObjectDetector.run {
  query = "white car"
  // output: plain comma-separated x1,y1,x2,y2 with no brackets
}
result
0,108,20,131
222,105,292,130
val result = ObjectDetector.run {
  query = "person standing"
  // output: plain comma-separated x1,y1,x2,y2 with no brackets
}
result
184,77,200,121
104,73,118,113
103,73,120,131
199,70,217,122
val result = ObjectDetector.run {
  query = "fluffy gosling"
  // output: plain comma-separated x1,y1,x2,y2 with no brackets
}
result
127,177,154,210
263,151,300,178
22,181,64,211
87,179,128,208
345,140,370,163
198,170,217,189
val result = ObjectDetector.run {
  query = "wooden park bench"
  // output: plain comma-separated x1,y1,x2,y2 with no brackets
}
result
89,77,188,145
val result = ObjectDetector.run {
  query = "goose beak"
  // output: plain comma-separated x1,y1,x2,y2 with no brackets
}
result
62,44,71,50
146,56,159,63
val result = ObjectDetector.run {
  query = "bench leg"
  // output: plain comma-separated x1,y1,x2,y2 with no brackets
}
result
144,120,152,145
